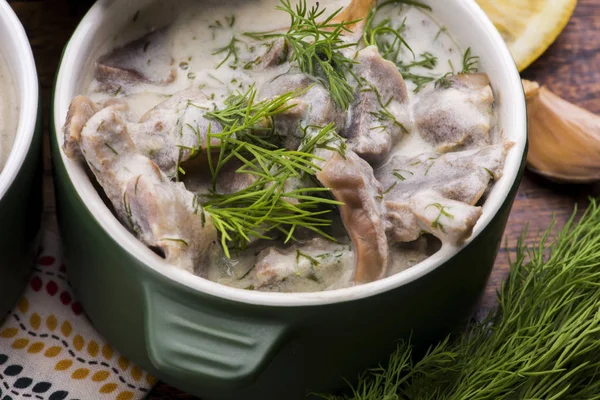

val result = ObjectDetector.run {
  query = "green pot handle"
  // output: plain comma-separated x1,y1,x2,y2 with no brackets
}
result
143,282,288,390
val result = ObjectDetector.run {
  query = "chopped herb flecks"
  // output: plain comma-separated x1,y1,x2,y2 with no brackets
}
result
426,203,454,233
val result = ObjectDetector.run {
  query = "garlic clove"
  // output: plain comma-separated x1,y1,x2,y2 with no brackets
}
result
523,79,600,183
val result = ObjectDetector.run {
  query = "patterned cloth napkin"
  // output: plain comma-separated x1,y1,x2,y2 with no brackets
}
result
0,230,156,400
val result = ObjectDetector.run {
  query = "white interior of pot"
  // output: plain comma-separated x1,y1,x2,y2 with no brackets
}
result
0,1,39,199
54,0,527,306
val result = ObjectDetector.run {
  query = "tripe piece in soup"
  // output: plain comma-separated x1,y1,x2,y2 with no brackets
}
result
0,50,18,172
63,0,512,293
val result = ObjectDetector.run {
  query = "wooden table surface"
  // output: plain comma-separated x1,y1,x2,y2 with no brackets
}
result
7,0,600,398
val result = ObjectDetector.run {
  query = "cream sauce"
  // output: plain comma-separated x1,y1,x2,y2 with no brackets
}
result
378,6,463,96
86,0,348,113
0,51,18,171
77,0,503,293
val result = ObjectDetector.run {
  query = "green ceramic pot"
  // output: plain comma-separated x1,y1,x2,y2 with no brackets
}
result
51,0,527,398
0,1,42,321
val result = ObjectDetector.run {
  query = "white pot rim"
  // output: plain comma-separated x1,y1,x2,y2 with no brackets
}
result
53,0,527,307
0,0,40,199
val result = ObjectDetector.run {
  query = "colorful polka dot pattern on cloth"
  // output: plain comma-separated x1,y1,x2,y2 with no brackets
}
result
0,231,156,400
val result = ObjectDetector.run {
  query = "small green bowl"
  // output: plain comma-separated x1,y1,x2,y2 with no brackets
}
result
0,1,42,320
52,0,527,398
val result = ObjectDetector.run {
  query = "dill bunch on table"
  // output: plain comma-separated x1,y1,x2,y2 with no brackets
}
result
323,199,600,400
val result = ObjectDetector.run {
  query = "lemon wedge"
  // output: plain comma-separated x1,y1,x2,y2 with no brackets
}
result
475,0,577,71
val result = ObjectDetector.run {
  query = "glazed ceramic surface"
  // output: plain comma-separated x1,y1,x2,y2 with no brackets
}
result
0,0,42,321
52,0,527,398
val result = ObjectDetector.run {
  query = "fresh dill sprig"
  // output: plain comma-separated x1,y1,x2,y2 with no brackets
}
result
428,47,480,91
213,36,244,69
176,86,298,182
435,72,453,89
245,0,357,110
297,250,320,267
200,87,345,257
300,123,347,159
364,1,479,94
400,52,438,70
203,86,300,188
377,0,431,10
204,124,344,258
402,72,436,93
321,200,600,400
396,52,440,93
461,47,479,73
360,82,408,134
363,0,431,62
363,14,413,62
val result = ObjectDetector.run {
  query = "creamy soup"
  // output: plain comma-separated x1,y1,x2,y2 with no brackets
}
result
63,0,512,292
0,51,18,171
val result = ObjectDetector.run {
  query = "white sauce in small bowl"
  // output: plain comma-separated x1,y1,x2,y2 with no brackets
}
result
0,50,18,171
